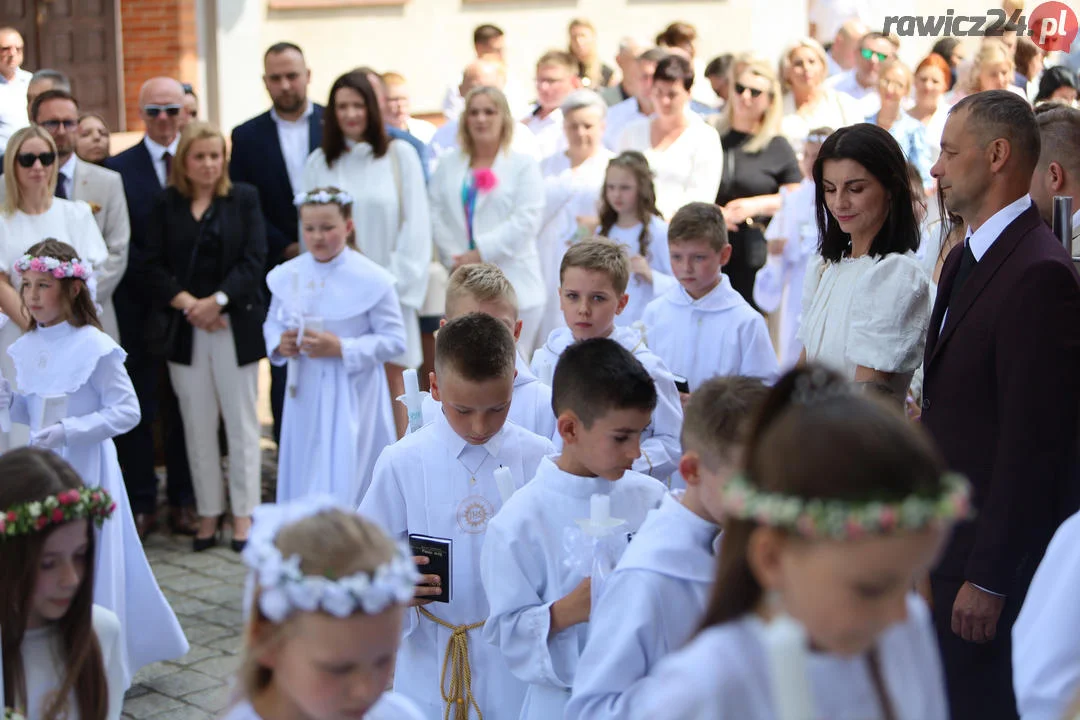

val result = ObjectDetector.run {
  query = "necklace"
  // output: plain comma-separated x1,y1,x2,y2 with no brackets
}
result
457,450,487,486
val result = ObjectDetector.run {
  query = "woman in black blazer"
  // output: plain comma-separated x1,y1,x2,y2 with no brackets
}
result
141,121,267,552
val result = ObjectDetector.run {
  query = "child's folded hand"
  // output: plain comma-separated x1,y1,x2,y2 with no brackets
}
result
278,329,301,358
301,330,342,359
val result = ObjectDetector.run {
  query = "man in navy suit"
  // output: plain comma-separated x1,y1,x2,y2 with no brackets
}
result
229,42,323,445
105,76,196,539
923,89,1080,720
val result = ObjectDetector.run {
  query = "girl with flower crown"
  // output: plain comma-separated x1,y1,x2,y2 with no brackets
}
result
0,447,125,719
0,240,188,688
223,496,423,720
629,365,966,719
264,188,406,506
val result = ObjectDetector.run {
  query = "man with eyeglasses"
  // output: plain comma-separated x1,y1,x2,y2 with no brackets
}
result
0,27,32,156
25,88,129,343
825,31,899,118
105,76,197,541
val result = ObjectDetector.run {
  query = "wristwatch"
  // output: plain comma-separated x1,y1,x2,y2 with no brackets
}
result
214,291,229,308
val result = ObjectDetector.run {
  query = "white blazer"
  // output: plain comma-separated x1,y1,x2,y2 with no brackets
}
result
430,148,546,310
72,159,129,341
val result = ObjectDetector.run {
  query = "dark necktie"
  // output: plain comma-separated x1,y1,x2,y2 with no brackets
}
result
947,241,977,310
162,151,172,185
54,174,67,199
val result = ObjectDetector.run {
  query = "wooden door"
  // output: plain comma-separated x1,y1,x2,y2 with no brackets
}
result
2,0,122,130
35,0,123,130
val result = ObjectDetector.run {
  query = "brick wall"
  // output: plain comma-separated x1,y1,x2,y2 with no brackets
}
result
119,0,199,131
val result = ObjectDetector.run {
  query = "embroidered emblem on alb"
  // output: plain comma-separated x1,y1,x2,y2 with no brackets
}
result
457,495,494,534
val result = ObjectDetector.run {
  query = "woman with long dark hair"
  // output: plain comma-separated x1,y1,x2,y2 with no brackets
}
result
797,123,931,399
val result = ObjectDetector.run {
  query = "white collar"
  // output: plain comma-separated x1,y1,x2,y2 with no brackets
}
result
432,405,507,460
58,153,77,182
965,195,1032,261
270,103,313,126
1071,207,1080,230
143,134,179,160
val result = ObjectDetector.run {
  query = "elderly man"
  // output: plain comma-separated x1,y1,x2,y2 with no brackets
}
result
25,89,128,341
106,77,195,540
600,37,641,107
603,47,670,150
825,19,869,77
0,28,31,153
923,90,1080,720
25,68,69,111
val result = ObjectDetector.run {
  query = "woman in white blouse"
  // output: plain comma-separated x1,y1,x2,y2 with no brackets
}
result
303,70,430,435
536,89,613,339
0,126,108,449
616,54,723,220
798,123,930,401
778,38,863,156
430,86,546,356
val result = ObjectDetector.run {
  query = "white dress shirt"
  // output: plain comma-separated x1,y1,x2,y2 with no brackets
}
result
143,135,179,188
272,102,313,195
825,69,881,117
523,106,567,161
0,67,31,151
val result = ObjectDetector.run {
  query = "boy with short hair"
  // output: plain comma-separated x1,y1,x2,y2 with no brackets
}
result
481,338,668,719
643,202,779,394
531,239,684,481
567,376,769,719
361,313,554,720
415,263,556,438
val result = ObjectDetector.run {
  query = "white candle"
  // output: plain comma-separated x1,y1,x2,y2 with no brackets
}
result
590,494,610,526
287,271,301,397
403,368,423,432
494,466,515,504
762,614,814,720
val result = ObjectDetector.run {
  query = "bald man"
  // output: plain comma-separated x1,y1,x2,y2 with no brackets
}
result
827,19,869,77
0,28,31,152
426,58,541,172
105,76,196,540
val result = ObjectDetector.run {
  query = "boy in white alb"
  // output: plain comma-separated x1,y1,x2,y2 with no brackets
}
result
481,338,667,719
643,202,779,395
531,239,683,481
414,264,555,439
360,313,554,720
567,377,768,720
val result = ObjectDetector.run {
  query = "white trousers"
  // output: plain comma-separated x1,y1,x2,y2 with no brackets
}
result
168,324,261,518
517,304,545,364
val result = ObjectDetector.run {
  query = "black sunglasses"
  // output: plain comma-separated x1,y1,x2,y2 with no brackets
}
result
15,152,56,168
143,104,182,118
40,119,78,132
734,82,765,98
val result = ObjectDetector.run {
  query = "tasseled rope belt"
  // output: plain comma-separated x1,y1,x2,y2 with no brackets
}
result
418,607,485,720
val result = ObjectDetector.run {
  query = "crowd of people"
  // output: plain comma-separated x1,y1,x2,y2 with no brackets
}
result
2,4,1080,719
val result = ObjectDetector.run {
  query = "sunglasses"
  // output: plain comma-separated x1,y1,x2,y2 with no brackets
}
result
734,83,765,98
861,48,890,63
143,104,182,118
15,152,56,168
40,119,78,132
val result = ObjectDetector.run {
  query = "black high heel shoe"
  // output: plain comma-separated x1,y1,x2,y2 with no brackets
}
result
193,517,222,552
230,538,247,553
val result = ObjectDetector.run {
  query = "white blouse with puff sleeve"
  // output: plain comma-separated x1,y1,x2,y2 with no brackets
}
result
798,251,930,386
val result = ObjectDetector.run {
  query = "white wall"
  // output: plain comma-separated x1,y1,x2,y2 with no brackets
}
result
210,0,1003,135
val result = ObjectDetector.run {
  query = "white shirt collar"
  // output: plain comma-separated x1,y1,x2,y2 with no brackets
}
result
965,195,1033,261
432,407,506,460
143,134,179,160
1071,207,1080,231
270,102,313,126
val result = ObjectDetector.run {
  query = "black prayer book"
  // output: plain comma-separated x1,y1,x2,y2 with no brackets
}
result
409,533,452,603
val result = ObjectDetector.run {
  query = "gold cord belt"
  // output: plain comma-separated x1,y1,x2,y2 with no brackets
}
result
418,607,485,720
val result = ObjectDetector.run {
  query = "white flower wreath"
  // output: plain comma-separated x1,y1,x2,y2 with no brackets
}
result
241,496,418,623
293,189,355,207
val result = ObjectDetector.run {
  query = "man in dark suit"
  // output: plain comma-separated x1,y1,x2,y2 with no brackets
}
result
923,89,1080,720
105,76,196,539
229,42,323,444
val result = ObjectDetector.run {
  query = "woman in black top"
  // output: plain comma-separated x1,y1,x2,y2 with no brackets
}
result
713,56,802,310
141,121,267,552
